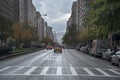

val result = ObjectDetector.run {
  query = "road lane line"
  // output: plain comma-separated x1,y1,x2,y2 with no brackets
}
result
27,50,51,66
70,67,78,75
8,67,24,74
57,67,62,75
96,68,111,76
24,67,37,75
69,64,78,75
108,69,120,75
0,67,10,72
83,68,95,76
40,67,49,75
70,64,72,67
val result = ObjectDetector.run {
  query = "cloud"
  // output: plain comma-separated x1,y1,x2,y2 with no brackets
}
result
33,0,76,42
48,13,71,24
33,0,76,30
39,2,47,13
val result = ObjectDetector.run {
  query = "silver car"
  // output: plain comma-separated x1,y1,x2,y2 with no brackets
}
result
111,51,120,67
102,49,114,61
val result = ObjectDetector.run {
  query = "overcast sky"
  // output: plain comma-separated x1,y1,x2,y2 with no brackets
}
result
32,0,76,44
33,0,76,33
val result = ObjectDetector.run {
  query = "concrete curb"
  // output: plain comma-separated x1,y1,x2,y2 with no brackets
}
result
0,49,42,60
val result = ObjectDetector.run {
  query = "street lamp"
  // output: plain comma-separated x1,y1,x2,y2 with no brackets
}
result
43,14,47,16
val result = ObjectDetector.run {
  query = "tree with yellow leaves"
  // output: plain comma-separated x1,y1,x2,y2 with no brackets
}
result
12,22,23,48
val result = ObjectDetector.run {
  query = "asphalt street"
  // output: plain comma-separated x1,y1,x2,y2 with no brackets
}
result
0,49,120,80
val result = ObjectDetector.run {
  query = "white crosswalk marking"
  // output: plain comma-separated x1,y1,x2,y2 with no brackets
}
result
0,67,10,72
96,68,111,76
57,67,62,75
0,66,120,77
8,67,24,74
40,67,49,75
83,68,95,76
108,69,120,75
70,67,78,75
24,67,37,75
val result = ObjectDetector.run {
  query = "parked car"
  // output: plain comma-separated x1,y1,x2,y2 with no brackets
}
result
91,40,109,57
111,50,120,67
83,46,87,53
84,45,92,54
70,46,76,49
76,45,81,51
102,49,115,61
80,46,85,52
89,48,93,56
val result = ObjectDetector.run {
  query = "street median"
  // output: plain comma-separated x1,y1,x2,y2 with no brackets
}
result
0,48,42,60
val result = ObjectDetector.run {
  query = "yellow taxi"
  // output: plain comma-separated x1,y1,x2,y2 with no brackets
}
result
54,46,62,53
46,45,53,49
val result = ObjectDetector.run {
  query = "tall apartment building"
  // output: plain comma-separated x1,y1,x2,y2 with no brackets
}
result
66,2,78,33
54,31,58,43
77,0,88,31
71,2,77,26
14,0,25,23
36,12,41,40
14,0,36,26
23,0,36,27
36,11,50,41
43,22,47,38
41,18,45,39
36,11,44,40
0,0,14,21
0,0,49,42
66,1,78,33
31,3,36,27
47,26,54,41
66,0,92,33
66,18,72,33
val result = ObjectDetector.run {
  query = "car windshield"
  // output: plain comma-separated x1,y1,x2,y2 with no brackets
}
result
116,51,120,55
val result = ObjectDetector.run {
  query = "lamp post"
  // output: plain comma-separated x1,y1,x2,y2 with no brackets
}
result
43,14,47,16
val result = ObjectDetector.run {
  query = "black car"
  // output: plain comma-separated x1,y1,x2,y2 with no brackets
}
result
76,45,81,51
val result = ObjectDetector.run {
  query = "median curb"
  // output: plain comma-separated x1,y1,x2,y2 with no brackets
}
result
0,49,42,60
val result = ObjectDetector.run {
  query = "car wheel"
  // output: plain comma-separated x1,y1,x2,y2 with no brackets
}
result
111,60,114,65
102,54,104,59
118,61,120,67
94,53,96,57
109,58,111,62
89,52,92,56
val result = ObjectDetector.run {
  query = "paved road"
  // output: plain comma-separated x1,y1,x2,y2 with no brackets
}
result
0,49,120,80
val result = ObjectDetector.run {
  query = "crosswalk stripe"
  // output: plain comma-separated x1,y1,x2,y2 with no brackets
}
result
24,67,37,75
83,68,95,76
40,67,49,75
0,67,10,72
8,67,24,74
108,69,120,75
70,67,78,75
57,67,62,75
96,68,111,76
0,66,120,77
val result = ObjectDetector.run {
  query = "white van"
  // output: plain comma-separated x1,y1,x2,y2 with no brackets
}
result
91,40,109,57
